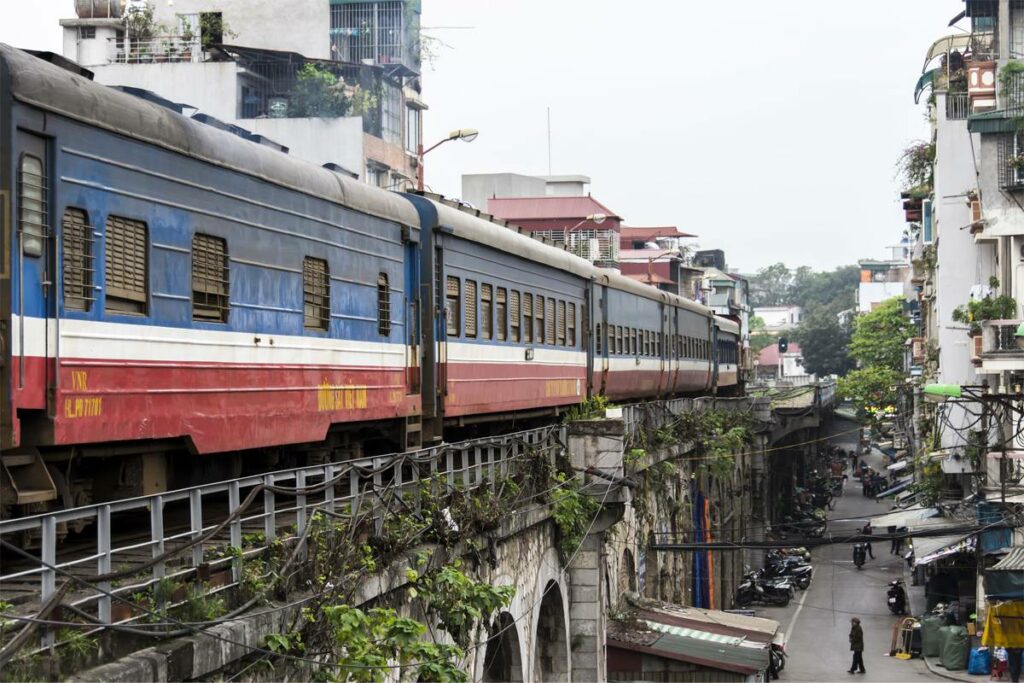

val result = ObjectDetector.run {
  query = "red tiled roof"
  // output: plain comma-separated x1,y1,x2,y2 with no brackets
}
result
623,272,674,285
486,195,621,221
620,249,681,262
621,226,698,241
757,342,802,366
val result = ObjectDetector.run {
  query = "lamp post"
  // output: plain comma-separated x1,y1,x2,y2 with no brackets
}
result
417,128,479,191
644,248,680,286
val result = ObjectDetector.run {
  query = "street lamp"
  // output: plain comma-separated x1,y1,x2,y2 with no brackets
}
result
417,128,479,191
645,248,680,284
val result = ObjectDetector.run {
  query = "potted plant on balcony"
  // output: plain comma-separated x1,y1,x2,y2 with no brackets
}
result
951,277,1018,335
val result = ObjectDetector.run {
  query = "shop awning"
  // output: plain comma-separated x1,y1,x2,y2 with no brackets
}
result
870,506,940,528
887,460,909,472
913,534,976,567
895,489,919,508
876,475,914,499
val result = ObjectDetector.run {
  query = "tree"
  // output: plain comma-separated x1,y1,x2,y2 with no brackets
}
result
748,263,792,307
748,316,774,354
791,308,854,377
788,265,860,315
837,365,904,422
848,298,915,372
288,63,350,118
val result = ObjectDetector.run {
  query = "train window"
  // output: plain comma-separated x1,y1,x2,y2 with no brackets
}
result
496,287,508,341
523,293,533,343
302,256,330,330
557,300,566,346
481,283,493,340
62,208,94,311
631,329,638,356
446,276,460,337
192,233,230,323
377,273,391,336
18,153,47,257
105,216,148,315
615,326,622,354
545,298,555,345
465,280,478,338
568,303,576,346
509,290,519,342
595,322,602,354
534,295,544,343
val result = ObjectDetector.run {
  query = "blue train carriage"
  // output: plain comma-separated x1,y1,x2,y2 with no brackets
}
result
0,45,422,513
594,270,717,400
403,194,593,436
714,315,741,392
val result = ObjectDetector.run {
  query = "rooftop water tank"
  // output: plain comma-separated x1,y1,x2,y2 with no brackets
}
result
75,0,124,19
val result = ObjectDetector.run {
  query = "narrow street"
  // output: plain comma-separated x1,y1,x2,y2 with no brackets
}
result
757,440,943,682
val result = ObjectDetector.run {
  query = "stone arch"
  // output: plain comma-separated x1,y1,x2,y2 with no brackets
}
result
618,548,637,600
533,580,569,681
482,612,524,682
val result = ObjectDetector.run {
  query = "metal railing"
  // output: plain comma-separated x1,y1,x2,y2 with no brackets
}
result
0,426,559,650
945,92,970,120
108,36,201,64
981,319,1024,354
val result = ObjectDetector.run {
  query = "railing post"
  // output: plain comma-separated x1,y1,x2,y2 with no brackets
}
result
40,516,56,649
190,489,204,568
228,481,241,583
296,470,307,537
264,473,276,542
324,466,335,515
373,461,383,534
350,467,360,520
150,494,165,581
97,505,112,624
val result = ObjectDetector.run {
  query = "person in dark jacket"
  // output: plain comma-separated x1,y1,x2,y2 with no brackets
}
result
861,524,874,559
848,617,866,674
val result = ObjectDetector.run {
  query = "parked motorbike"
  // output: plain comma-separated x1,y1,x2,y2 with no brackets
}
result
768,547,811,562
769,643,787,679
763,561,813,589
735,576,791,607
853,543,866,569
887,579,908,615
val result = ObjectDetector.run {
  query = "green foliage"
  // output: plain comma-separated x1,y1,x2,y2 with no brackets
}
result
564,394,614,422
676,409,752,480
748,263,859,312
837,365,904,423
550,473,601,563
749,263,793,307
198,11,236,50
791,307,854,377
911,455,945,506
952,279,1018,333
896,140,935,194
625,448,646,465
748,316,775,354
289,63,351,118
848,298,916,372
409,561,515,649
124,1,159,41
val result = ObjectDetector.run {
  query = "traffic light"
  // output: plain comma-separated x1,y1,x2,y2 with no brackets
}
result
778,337,789,353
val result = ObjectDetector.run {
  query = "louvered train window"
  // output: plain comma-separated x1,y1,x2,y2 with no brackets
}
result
192,233,229,322
545,297,555,345
62,208,94,311
377,272,391,336
510,290,520,342
557,300,566,346
595,323,602,354
481,283,492,340
464,280,477,338
534,296,544,343
446,276,459,337
523,293,533,343
105,216,148,315
568,303,576,346
19,154,47,257
496,287,507,341
303,256,330,330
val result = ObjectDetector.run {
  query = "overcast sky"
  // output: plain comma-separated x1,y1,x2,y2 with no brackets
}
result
2,1,962,272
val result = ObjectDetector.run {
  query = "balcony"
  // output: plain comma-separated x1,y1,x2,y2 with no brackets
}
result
985,451,1024,492
109,36,201,64
531,229,620,268
945,92,970,120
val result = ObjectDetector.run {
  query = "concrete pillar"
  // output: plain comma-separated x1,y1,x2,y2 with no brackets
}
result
1000,0,1011,62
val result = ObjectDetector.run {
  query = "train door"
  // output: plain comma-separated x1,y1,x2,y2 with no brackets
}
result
598,282,609,396
657,301,667,397
401,236,421,449
711,322,720,393
670,307,680,394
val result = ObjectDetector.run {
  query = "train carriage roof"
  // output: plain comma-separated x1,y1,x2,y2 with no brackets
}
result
0,45,420,229
429,200,713,316
715,317,741,335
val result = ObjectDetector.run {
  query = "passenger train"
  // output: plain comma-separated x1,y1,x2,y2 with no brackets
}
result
0,46,741,515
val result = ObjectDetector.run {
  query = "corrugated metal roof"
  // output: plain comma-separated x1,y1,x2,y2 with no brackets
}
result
621,226,698,242
968,110,1019,134
486,195,621,221
991,546,1024,571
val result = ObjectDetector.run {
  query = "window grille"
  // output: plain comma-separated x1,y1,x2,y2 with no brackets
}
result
510,290,520,342
62,208,94,311
481,283,493,340
523,293,533,343
105,216,148,315
303,256,330,330
446,275,459,337
568,303,576,346
557,300,566,346
18,154,47,256
329,1,406,64
545,297,555,345
381,82,402,145
535,296,544,343
377,272,391,336
191,233,229,322
1000,132,1024,189
464,280,477,338
496,287,507,342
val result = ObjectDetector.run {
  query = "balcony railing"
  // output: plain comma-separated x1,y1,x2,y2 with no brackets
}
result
945,92,970,120
531,229,620,267
108,36,201,64
980,319,1024,355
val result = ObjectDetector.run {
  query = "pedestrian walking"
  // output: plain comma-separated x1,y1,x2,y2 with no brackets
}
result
888,525,898,554
1007,647,1022,683
861,524,874,559
848,617,866,674
894,527,905,555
